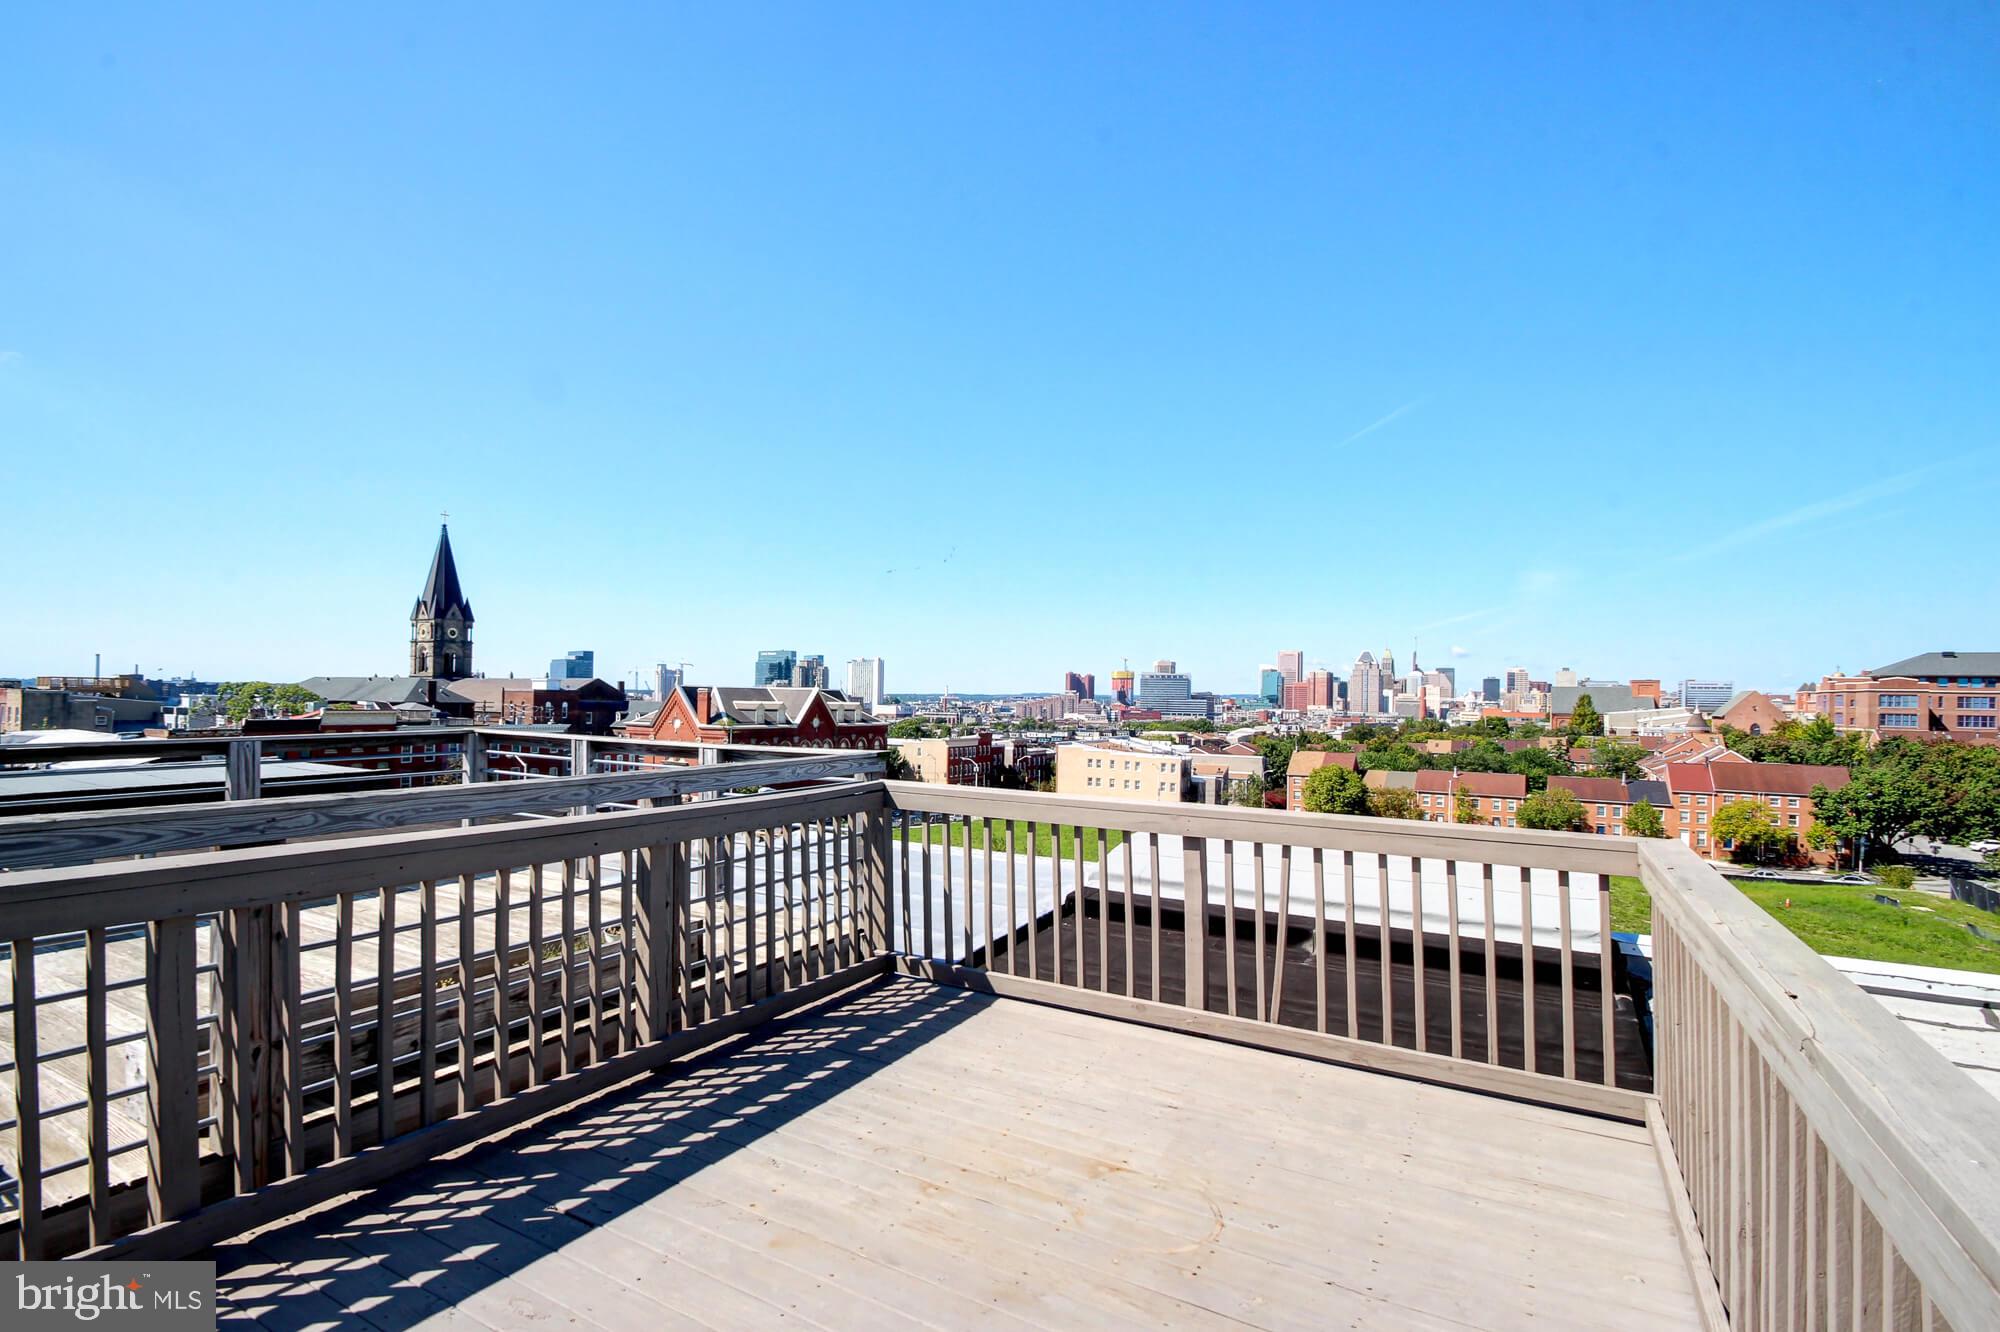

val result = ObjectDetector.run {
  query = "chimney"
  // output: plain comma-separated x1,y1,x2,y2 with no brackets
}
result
695,686,711,721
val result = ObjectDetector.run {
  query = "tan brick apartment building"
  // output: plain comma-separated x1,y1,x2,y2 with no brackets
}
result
1055,741,1187,803
1797,651,2000,745
1414,769,1528,826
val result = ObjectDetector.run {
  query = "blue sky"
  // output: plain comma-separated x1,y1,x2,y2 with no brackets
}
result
4,5,1996,696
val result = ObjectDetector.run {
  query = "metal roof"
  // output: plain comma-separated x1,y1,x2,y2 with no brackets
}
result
1869,651,2000,679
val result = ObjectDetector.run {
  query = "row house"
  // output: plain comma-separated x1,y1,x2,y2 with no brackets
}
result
1285,749,1357,810
622,685,888,750
1413,769,1529,826
1663,761,1851,864
1548,776,1671,836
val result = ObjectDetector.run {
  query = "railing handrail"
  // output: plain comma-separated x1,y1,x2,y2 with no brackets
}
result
0,783,884,937
0,751,884,870
884,781,1641,875
0,725,874,769
1643,838,2000,1327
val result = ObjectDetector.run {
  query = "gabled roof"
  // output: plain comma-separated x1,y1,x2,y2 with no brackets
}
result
1415,769,1527,797
414,524,473,622
1627,779,1671,807
299,676,472,707
1869,651,2000,680
1664,764,1716,795
1286,750,1357,777
1550,776,1633,804
1708,761,1851,797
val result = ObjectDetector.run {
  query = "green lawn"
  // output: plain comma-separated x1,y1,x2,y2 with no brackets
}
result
1608,873,2000,975
894,819,1125,860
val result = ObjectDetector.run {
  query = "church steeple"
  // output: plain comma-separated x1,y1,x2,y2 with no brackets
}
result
411,522,474,680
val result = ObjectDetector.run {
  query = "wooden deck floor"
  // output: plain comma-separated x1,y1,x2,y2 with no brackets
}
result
214,976,1707,1331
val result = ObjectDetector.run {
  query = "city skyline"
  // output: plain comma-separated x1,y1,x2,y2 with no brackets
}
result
7,8,1998,691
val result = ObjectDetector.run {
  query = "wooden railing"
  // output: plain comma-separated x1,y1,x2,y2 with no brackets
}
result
5,780,1999,1330
879,782,1648,1118
1,785,890,1258
0,735,882,869
1647,838,2000,1330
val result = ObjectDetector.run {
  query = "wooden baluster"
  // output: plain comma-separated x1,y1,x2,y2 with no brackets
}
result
1221,840,1238,1016
763,827,778,997
1312,849,1327,1035
1411,858,1427,1053
1558,869,1576,1081
1269,846,1294,1023
1050,825,1064,986
1521,870,1538,1075
587,854,607,1055
1182,836,1207,1011
618,851,636,1042
85,926,110,1245
1599,880,1617,1088
419,879,439,1124
495,868,513,1091
527,864,547,1085
1445,860,1463,1061
921,815,936,962
1120,836,1136,992
941,816,955,967
965,820,977,968
983,819,998,970
1005,821,1020,976
457,872,478,1109
1483,864,1498,1064
636,843,669,1045
276,903,305,1177
1377,853,1393,1045
1096,829,1109,993
1071,827,1086,988
333,891,356,1156
11,935,43,1257
674,840,695,1031
1148,833,1162,1002
1343,850,1358,1040
376,884,399,1139
1252,844,1267,1023
1026,823,1042,980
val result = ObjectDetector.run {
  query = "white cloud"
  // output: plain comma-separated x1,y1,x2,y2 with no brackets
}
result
0,350,20,366
1450,645,1470,657
1668,458,1977,563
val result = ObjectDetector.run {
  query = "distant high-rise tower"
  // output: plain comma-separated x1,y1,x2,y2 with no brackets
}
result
1481,676,1501,703
1276,650,1303,684
1259,666,1284,707
1064,671,1096,700
548,650,594,683
411,523,473,681
1348,652,1382,716
755,650,797,687
655,663,682,699
791,654,829,689
846,658,886,710
1110,670,1135,704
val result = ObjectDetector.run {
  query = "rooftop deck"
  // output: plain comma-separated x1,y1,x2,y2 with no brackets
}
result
216,975,1705,1331
4,750,1999,1330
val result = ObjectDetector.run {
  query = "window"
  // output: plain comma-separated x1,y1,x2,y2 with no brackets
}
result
1787,796,1799,807
1960,715,1997,729
1877,694,1918,708
1788,814,1799,826
1697,833,1708,847
1696,794,1708,806
1880,713,1919,728
1596,803,1607,816
1959,696,1996,709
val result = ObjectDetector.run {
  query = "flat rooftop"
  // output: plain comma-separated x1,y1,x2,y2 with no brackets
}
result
215,977,1706,1329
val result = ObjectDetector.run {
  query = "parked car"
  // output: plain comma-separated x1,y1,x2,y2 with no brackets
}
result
1829,873,1873,885
1968,838,2000,854
1741,869,1783,880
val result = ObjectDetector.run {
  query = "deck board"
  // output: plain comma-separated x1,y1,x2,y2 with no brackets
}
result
215,976,1705,1330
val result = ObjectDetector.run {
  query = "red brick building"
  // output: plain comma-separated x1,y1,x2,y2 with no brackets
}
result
1414,769,1529,826
1797,651,2000,745
1663,761,1851,864
1285,749,1357,810
1548,776,1672,836
622,686,887,750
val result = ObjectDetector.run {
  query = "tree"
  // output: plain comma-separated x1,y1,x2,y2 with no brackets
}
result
1506,744,1573,792
1453,785,1487,824
1231,773,1270,808
880,748,914,781
1810,743,1939,859
1476,715,1514,738
1453,738,1509,773
217,682,323,724
1566,694,1603,740
1587,738,1646,782
1517,787,1588,831
1366,787,1424,820
886,718,935,740
1356,741,1422,773
1711,799,1792,863
1624,798,1666,838
1300,764,1369,815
